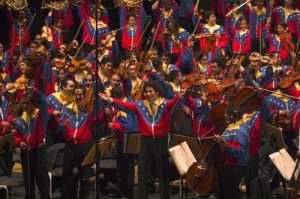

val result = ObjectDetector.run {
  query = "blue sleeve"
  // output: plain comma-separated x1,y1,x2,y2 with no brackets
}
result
35,90,49,128
150,73,175,99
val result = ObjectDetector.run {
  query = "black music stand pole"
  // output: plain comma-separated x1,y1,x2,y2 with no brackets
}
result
94,0,100,198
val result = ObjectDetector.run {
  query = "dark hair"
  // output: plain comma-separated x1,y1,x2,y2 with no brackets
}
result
167,19,179,30
204,10,216,22
110,86,124,99
156,70,167,80
126,12,137,21
277,22,288,29
101,57,113,65
269,51,279,58
61,77,73,89
152,57,163,69
74,84,86,94
162,51,171,58
240,16,249,24
143,80,165,97
168,70,180,82
197,51,208,61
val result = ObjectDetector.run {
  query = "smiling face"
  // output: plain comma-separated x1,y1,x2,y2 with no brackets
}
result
144,86,159,102
207,14,216,25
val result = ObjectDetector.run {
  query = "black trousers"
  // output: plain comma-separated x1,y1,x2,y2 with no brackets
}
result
136,135,170,199
245,154,259,198
218,165,246,199
116,140,135,198
20,147,49,199
61,142,92,199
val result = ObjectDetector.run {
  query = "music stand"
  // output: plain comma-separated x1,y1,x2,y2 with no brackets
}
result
123,133,141,154
264,123,288,150
81,139,111,167
172,133,202,160
172,133,202,199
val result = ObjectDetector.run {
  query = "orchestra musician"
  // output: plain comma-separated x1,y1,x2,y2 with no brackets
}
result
248,0,272,53
13,88,50,199
0,83,14,136
7,6,33,48
58,85,99,199
77,3,110,45
272,0,299,44
46,78,75,147
214,104,250,199
266,82,297,157
151,0,179,47
45,10,64,50
192,10,228,63
107,86,138,198
99,80,186,199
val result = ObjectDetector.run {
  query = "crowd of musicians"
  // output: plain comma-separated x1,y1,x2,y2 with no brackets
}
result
1,0,300,198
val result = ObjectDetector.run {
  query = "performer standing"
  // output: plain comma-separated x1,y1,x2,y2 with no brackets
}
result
58,85,98,199
13,88,50,199
99,80,185,199
214,104,250,199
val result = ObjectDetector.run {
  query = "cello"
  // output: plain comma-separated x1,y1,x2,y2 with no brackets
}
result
186,86,262,196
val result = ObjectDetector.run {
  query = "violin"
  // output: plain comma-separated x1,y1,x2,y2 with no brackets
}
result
280,31,295,53
53,58,67,68
68,59,89,73
279,71,300,89
5,76,27,93
102,33,116,48
205,78,236,103
41,21,53,42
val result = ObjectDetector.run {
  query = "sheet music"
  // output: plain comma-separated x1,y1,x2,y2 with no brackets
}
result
169,141,197,176
181,141,197,164
269,149,296,181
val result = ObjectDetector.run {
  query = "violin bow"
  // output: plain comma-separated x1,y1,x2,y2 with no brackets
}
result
73,30,96,59
73,19,84,41
149,21,160,50
134,18,153,50
19,12,37,48
259,88,300,100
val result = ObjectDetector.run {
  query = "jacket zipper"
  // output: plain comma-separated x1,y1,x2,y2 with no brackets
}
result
74,113,78,143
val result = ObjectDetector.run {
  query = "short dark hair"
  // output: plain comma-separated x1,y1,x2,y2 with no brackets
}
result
143,80,164,97
101,57,112,65
152,57,162,69
74,84,86,94
168,70,180,82
126,13,137,21
61,77,73,89
111,86,124,99
204,10,216,21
